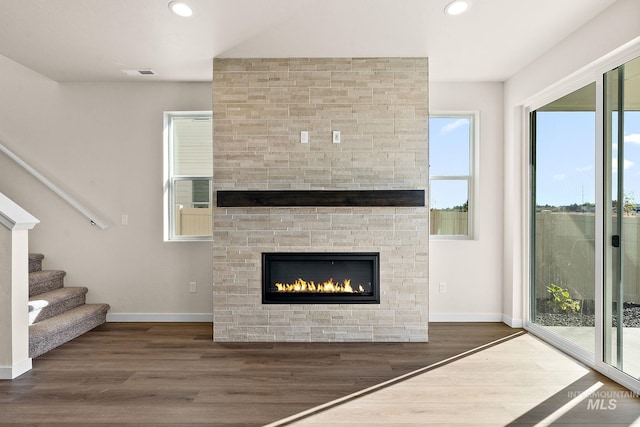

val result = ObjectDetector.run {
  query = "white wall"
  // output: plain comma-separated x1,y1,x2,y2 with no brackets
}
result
0,55,213,320
429,82,504,321
503,0,640,326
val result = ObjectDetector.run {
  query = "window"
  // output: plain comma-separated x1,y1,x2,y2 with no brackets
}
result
164,111,212,241
429,112,477,238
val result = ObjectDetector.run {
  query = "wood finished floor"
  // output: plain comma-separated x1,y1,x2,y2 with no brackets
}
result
281,334,640,426
0,322,637,426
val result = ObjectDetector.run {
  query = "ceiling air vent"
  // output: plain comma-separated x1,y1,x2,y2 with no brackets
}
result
120,69,158,76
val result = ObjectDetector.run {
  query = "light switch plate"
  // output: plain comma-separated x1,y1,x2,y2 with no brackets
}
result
332,131,340,144
301,131,309,144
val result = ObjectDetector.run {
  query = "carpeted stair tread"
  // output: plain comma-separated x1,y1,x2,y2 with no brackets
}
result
29,253,44,273
27,252,110,358
29,303,110,358
29,287,88,325
29,270,66,297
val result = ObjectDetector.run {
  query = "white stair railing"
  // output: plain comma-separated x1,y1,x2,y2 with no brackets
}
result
0,140,110,230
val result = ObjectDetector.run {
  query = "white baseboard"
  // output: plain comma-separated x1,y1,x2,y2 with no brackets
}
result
106,313,213,322
0,358,32,380
501,314,524,328
429,313,504,322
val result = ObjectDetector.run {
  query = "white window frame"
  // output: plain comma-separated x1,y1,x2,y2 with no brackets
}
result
163,111,212,242
429,111,479,240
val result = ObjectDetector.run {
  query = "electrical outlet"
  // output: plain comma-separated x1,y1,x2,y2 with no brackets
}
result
301,130,309,144
189,281,197,293
121,214,129,226
439,282,447,293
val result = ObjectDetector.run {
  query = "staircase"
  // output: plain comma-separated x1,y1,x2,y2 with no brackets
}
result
28,253,110,358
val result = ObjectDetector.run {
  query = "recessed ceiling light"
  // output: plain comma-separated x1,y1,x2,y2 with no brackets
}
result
169,1,193,17
444,0,471,16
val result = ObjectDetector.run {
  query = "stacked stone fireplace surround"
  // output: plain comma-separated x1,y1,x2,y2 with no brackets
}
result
213,57,429,342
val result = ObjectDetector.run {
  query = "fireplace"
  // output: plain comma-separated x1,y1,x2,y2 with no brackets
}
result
213,57,429,342
262,252,380,304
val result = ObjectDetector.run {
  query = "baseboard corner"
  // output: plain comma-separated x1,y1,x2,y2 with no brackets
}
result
0,358,32,380
501,314,524,328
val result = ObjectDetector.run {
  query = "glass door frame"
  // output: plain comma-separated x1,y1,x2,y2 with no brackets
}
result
603,64,620,371
522,44,640,395
603,57,640,379
525,79,602,366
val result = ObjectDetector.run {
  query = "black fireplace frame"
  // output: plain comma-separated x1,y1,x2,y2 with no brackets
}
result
262,252,380,304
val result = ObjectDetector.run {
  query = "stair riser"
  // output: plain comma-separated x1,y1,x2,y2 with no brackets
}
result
29,274,65,297
30,294,87,325
29,259,43,273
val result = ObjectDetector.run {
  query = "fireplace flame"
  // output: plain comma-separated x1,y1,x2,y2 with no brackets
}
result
275,278,365,293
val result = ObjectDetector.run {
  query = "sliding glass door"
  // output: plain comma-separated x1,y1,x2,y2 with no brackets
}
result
530,55,640,387
530,83,597,355
604,55,640,379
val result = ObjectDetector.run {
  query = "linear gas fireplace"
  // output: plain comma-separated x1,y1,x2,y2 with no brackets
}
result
262,252,380,304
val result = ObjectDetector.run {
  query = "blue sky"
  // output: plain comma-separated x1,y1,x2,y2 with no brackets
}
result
535,112,596,206
536,111,640,206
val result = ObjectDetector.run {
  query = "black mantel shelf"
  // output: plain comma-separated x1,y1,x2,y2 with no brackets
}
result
217,190,425,207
